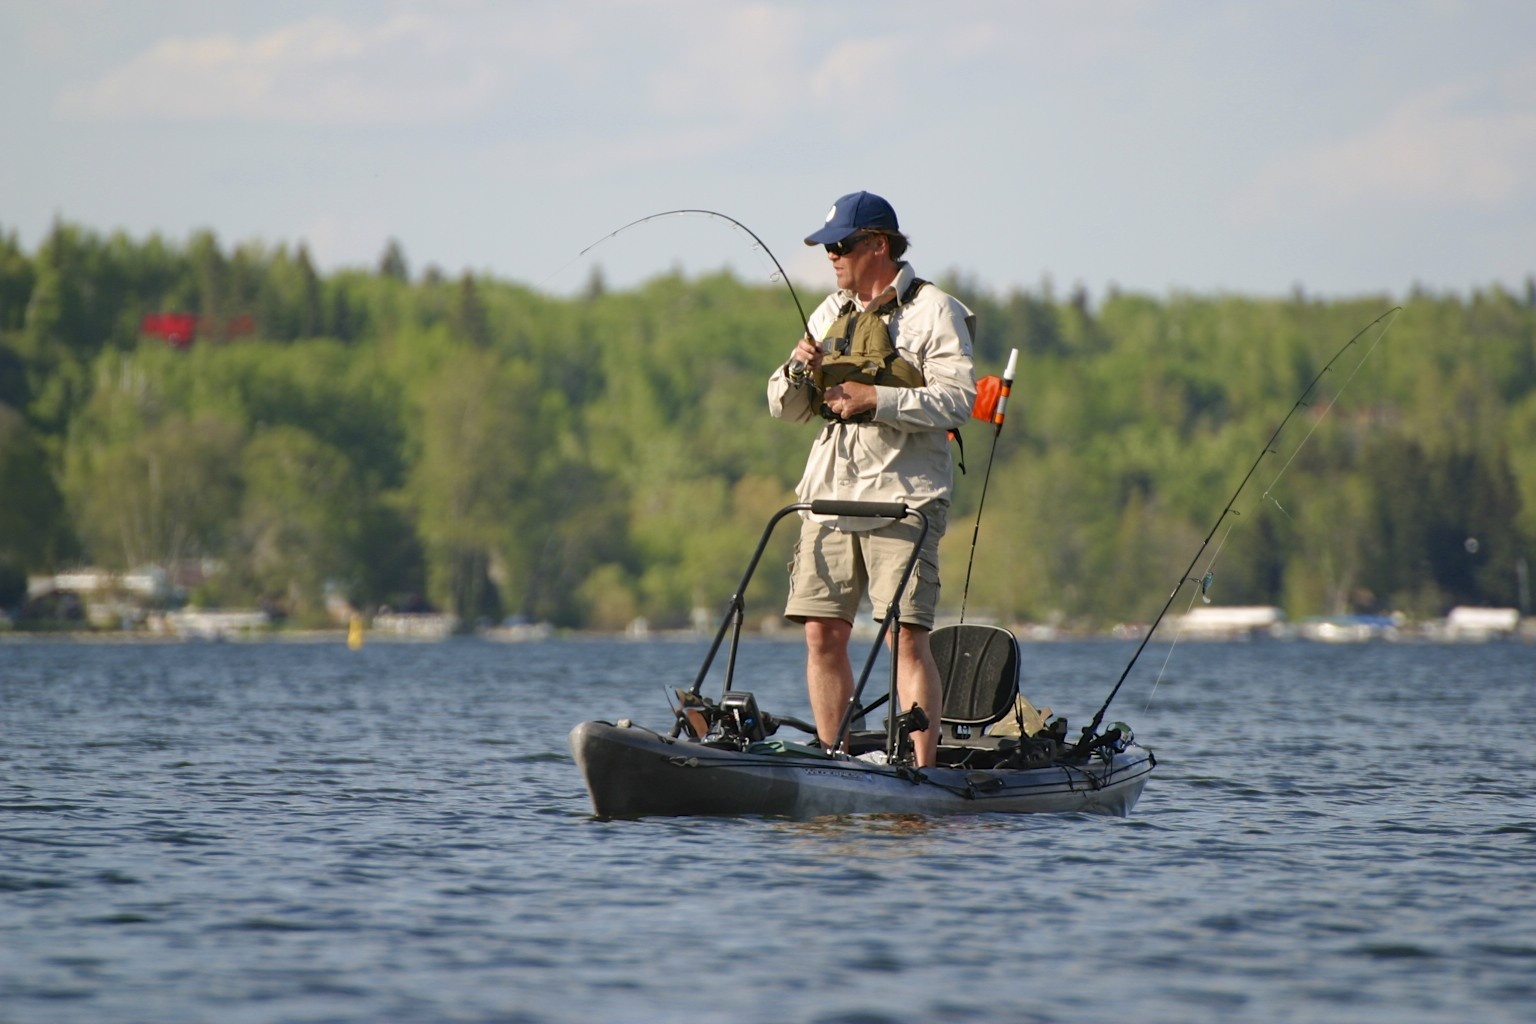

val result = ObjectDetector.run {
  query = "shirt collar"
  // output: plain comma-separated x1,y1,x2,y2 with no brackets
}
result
839,261,913,310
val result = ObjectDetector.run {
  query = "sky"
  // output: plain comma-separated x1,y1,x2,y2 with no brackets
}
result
3,0,1534,305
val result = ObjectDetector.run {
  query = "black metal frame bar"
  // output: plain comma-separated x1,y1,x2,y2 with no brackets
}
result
676,499,928,761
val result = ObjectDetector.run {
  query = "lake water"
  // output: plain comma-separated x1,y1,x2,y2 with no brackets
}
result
2,634,1533,1024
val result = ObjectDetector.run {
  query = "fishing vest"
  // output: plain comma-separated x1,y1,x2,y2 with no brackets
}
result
814,279,928,422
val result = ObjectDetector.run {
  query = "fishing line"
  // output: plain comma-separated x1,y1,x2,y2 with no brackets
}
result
1074,305,1404,754
1138,316,1398,712
547,208,814,340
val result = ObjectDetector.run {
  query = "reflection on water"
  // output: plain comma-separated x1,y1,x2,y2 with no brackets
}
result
771,813,942,856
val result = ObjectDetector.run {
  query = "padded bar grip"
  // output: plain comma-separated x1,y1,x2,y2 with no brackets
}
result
809,499,909,519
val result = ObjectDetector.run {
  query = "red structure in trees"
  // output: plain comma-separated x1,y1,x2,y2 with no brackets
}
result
140,313,256,348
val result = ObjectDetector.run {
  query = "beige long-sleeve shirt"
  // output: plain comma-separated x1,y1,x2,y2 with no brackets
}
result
767,262,977,531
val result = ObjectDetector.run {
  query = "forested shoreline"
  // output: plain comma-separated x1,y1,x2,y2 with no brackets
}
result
1,221,1532,631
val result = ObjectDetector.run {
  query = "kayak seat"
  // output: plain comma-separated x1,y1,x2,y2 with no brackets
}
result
932,624,1020,747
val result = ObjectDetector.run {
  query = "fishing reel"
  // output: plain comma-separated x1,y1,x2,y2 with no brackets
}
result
1071,721,1134,760
673,689,773,749
889,703,930,766
718,691,768,745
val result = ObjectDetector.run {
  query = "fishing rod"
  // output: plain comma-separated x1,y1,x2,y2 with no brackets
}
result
1071,305,1403,756
957,349,1019,623
571,208,815,341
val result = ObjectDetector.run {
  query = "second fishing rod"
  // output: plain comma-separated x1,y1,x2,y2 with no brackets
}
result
1071,304,1404,756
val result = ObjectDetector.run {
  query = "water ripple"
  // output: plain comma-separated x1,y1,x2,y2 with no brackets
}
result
1,638,1534,1023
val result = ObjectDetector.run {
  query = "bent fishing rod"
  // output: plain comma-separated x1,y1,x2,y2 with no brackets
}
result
573,208,815,342
1072,305,1403,756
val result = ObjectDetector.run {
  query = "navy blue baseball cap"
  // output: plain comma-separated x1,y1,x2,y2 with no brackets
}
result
804,191,900,245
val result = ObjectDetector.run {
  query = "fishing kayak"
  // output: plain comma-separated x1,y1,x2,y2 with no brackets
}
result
568,499,1154,820
569,717,1154,819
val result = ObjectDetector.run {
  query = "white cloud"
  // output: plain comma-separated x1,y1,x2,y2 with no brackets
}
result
55,11,508,124
50,2,817,143
642,4,806,122
1230,70,1536,221
806,34,914,105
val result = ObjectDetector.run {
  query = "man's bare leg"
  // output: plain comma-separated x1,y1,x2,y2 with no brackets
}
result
804,617,854,751
892,625,941,767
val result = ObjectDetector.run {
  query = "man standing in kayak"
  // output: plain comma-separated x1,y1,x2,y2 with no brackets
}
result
767,191,977,768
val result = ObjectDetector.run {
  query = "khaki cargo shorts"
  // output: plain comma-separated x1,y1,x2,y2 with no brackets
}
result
784,502,948,628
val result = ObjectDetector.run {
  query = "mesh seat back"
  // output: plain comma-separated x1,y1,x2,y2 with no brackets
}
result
933,624,1020,728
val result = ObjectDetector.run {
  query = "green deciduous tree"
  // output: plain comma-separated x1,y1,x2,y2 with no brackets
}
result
237,425,365,621
408,349,543,624
0,402,72,570
64,410,243,571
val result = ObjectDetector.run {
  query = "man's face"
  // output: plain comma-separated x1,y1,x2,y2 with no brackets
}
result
825,232,881,291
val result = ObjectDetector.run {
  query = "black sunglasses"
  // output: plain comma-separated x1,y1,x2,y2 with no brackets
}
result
824,232,874,257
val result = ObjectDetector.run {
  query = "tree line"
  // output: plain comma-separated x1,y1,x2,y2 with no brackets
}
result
1,220,1532,630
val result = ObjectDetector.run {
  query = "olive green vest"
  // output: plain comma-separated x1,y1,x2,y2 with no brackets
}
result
814,279,927,421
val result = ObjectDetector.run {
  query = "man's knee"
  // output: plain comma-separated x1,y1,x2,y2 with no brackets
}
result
804,617,852,655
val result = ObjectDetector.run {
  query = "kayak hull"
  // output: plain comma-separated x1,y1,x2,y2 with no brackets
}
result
569,719,1154,820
